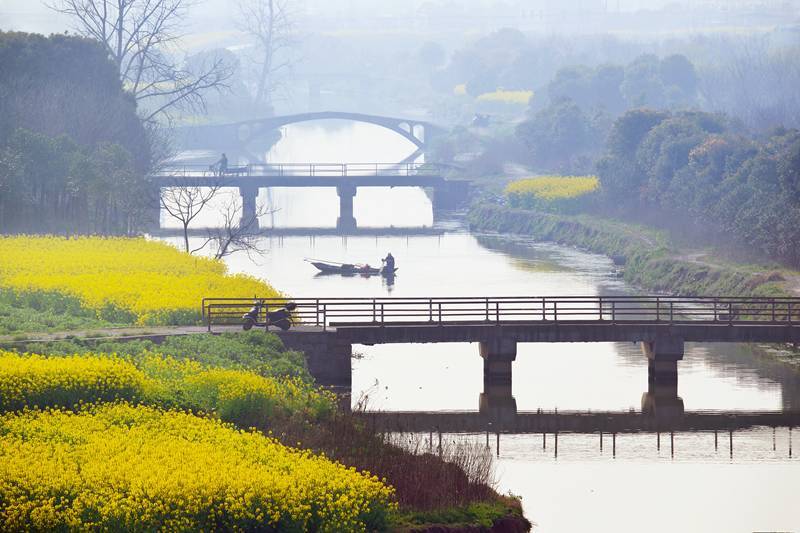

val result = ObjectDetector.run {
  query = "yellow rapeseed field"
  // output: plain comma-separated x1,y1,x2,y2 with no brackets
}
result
0,403,395,531
0,352,146,412
0,351,335,423
0,236,279,325
505,176,599,212
505,176,599,201
476,89,534,105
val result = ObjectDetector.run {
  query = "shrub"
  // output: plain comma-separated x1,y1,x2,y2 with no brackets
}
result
0,403,396,532
0,352,146,411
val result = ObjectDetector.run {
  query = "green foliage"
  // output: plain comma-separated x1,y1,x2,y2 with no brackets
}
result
469,204,793,298
0,31,150,234
516,100,611,173
10,331,312,381
0,288,118,335
390,498,529,530
597,107,800,267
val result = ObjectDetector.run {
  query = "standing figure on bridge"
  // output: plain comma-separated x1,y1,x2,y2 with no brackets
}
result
216,153,228,176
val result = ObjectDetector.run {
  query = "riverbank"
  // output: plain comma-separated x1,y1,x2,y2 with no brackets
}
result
469,204,796,298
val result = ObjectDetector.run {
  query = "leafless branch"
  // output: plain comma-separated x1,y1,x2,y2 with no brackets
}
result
235,0,297,110
159,177,222,252
192,196,277,260
49,0,233,123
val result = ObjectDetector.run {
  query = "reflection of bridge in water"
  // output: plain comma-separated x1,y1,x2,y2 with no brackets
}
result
358,409,800,434
360,409,797,459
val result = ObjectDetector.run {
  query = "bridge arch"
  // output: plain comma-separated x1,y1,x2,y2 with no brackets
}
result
234,111,443,150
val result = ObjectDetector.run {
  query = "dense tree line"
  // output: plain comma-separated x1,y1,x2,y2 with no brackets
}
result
0,32,151,234
598,109,800,267
514,54,699,174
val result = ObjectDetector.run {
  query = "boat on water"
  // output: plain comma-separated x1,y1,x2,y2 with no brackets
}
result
308,259,397,277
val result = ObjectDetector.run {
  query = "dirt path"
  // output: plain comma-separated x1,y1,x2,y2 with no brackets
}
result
0,325,213,345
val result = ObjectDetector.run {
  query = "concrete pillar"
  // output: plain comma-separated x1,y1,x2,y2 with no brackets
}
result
479,338,518,421
336,184,357,231
642,336,684,385
239,185,260,229
274,331,352,387
144,184,162,231
432,181,470,211
641,381,685,418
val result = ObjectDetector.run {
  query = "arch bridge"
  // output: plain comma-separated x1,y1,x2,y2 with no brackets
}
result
177,111,445,153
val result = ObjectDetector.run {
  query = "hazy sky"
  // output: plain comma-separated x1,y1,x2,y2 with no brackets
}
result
4,0,798,37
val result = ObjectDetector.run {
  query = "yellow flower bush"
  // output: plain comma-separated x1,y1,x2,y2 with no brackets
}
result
0,351,335,423
0,403,396,531
0,352,146,412
0,236,280,325
505,175,600,212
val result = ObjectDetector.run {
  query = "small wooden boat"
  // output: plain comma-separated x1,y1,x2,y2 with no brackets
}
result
308,259,397,276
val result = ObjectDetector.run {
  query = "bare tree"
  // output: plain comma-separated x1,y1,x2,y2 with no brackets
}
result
50,0,233,123
160,179,222,252
192,196,274,259
236,0,296,111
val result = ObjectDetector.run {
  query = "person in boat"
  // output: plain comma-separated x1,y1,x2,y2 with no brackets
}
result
383,252,395,272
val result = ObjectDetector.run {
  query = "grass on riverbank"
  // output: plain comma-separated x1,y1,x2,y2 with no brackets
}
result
3,331,312,381
469,204,792,298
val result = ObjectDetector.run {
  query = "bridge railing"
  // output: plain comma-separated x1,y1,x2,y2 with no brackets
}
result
150,162,444,179
201,295,800,330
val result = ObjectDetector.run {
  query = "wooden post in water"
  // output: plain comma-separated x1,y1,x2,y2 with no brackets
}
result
670,432,674,459
554,432,558,459
729,430,733,459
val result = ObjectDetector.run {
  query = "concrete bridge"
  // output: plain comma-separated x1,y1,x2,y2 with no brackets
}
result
175,111,445,155
149,162,468,231
203,295,800,420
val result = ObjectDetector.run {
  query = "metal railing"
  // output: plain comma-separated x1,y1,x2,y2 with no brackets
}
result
151,162,445,179
202,295,800,331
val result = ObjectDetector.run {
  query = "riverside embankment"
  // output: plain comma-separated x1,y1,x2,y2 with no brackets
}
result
469,204,795,299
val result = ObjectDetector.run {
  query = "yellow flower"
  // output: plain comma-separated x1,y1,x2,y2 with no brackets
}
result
0,403,396,531
0,236,281,325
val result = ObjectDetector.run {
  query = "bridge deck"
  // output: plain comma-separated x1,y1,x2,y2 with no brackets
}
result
150,163,447,188
203,295,800,344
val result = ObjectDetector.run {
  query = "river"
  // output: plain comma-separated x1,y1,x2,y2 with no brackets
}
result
167,120,800,533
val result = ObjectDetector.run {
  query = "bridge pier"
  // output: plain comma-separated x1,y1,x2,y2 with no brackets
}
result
432,181,470,211
641,381,685,418
274,331,352,387
239,185,260,229
479,338,518,421
145,184,162,231
336,184,357,231
642,336,684,385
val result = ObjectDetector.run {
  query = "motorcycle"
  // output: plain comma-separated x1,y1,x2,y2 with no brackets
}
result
242,301,297,331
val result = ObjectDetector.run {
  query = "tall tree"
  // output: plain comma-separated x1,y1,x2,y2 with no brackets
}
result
236,0,295,112
50,0,233,123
